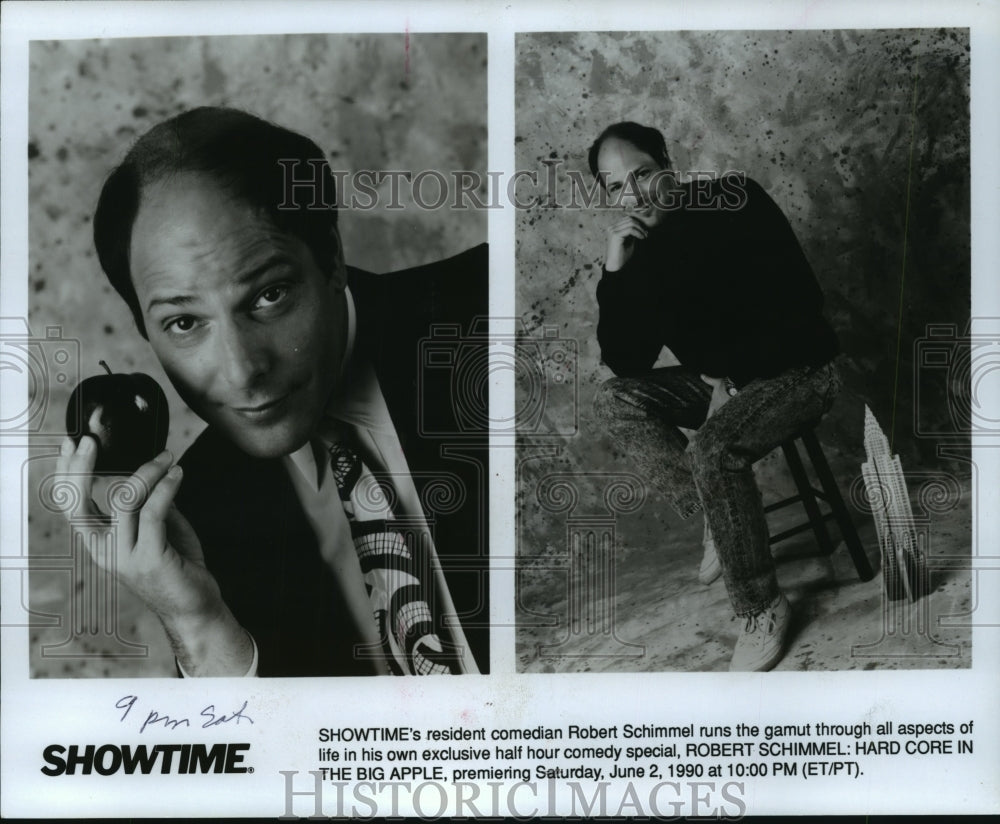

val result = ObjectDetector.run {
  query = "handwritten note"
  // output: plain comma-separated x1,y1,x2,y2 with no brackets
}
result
116,695,255,734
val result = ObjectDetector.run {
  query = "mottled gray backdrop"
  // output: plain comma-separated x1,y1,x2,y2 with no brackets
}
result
516,28,969,476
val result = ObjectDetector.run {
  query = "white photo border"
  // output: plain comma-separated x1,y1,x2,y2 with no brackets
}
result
2,0,998,818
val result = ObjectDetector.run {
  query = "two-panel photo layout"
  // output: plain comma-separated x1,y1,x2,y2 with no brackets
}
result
23,29,970,680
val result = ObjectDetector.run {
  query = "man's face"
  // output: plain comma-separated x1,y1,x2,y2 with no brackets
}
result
596,136,673,229
130,172,347,459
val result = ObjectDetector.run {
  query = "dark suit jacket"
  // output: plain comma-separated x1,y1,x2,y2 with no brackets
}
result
175,244,489,676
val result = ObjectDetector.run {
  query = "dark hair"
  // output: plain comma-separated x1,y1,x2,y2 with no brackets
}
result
93,106,340,337
587,121,671,181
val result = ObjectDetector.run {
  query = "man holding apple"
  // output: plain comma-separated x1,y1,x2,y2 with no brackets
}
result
54,107,488,677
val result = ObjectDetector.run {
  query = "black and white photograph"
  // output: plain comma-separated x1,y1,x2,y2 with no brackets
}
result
20,32,490,678
1,1,998,819
514,28,973,673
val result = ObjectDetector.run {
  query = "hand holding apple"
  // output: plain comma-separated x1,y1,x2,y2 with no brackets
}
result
65,361,169,475
53,421,254,677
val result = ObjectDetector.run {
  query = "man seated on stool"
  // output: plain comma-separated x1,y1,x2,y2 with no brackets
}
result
54,107,489,677
588,121,840,671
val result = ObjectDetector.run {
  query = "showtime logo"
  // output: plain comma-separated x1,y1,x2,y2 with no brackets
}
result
41,743,252,776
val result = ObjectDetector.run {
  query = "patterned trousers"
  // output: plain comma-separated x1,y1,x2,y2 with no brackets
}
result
593,361,841,615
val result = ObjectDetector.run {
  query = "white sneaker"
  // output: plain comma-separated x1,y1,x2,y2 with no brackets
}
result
698,519,722,584
729,593,792,672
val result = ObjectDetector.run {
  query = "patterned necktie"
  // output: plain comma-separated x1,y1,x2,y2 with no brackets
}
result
328,435,462,675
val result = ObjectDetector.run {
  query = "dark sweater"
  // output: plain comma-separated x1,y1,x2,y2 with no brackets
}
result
595,176,838,386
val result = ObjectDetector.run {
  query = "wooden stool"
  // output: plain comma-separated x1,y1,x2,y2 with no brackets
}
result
766,428,875,581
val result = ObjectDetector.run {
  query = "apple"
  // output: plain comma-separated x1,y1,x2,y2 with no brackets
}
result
65,361,170,475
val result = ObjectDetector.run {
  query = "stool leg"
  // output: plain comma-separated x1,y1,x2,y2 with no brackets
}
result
800,430,876,582
782,440,835,555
